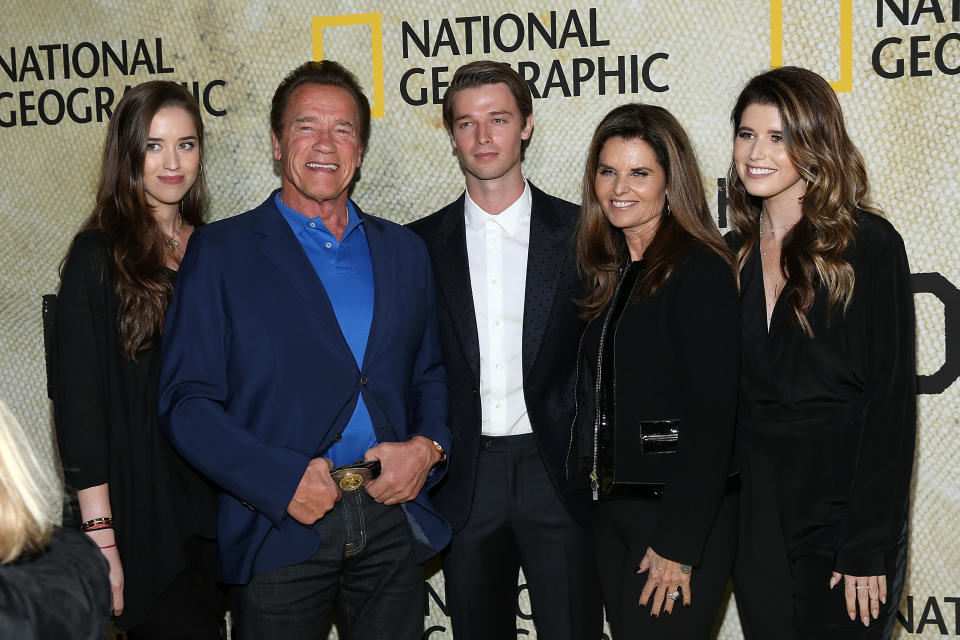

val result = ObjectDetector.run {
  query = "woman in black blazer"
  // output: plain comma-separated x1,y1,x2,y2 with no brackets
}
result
726,66,915,639
567,103,740,639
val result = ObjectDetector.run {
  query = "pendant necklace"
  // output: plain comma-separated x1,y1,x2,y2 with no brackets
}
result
166,212,183,253
759,212,784,299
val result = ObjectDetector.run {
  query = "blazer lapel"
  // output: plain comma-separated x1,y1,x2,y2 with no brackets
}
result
359,207,394,371
255,200,356,369
522,184,568,378
431,197,481,385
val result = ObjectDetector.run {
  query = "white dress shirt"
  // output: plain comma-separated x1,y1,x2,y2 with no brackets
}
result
464,180,533,437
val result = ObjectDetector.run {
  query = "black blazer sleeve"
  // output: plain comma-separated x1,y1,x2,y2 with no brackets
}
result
651,249,740,566
834,219,916,576
53,232,112,490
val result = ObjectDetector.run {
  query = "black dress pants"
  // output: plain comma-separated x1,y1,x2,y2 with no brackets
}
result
593,490,738,640
443,434,602,640
734,426,908,640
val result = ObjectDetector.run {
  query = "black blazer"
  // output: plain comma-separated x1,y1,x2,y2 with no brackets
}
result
568,241,740,566
408,183,590,530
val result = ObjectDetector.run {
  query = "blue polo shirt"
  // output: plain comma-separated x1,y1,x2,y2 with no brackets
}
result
275,193,377,466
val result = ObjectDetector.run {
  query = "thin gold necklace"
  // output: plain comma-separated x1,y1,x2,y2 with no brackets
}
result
758,212,796,257
166,212,183,253
758,213,785,298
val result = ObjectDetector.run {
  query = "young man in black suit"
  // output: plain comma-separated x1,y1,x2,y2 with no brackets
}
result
408,61,601,639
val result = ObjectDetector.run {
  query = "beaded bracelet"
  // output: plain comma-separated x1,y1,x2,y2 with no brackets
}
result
81,517,114,532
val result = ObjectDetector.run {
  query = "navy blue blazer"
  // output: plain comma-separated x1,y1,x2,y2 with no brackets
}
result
158,193,451,585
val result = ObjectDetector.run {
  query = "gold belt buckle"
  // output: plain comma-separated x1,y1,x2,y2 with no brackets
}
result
329,459,381,492
338,472,364,492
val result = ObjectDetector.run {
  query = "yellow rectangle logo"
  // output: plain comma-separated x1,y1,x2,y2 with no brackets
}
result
312,13,385,118
770,0,853,92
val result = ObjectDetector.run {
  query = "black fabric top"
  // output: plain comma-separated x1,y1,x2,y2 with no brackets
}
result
0,528,111,639
569,240,740,566
52,229,218,630
727,210,916,575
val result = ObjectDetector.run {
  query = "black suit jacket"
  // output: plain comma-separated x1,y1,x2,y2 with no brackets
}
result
408,183,590,531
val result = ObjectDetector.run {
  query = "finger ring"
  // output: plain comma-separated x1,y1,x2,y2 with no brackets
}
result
668,590,681,601
680,564,692,574
856,586,870,590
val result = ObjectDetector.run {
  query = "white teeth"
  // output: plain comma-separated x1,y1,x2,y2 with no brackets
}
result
748,167,775,175
307,163,338,170
611,200,635,208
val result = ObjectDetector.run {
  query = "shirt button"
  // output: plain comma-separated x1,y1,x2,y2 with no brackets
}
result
491,278,498,285
496,402,502,408
495,363,502,370
309,222,317,228
494,320,501,327
325,242,332,248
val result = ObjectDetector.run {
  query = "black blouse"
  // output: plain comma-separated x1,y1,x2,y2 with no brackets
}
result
52,229,218,630
729,211,916,576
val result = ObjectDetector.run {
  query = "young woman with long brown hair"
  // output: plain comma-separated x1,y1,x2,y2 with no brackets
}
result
52,80,224,638
567,103,740,639
727,66,915,639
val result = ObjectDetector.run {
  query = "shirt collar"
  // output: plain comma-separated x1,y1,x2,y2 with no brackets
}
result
275,191,363,238
464,179,531,237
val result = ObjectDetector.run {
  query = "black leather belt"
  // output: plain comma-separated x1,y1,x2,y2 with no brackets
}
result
602,474,741,501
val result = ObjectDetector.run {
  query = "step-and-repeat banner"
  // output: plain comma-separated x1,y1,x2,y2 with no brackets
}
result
2,1,957,637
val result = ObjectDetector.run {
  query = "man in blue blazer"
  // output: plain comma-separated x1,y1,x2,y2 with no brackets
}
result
159,61,450,640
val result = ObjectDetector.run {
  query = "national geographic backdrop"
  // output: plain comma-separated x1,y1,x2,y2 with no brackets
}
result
2,0,958,637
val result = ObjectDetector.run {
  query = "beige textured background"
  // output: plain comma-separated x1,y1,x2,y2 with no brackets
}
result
2,0,956,637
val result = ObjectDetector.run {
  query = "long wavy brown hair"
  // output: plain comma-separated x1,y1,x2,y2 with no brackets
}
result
73,80,206,360
727,66,878,335
576,103,731,320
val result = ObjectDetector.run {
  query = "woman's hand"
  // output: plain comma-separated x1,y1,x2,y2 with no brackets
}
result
637,546,693,616
830,572,887,627
98,543,125,616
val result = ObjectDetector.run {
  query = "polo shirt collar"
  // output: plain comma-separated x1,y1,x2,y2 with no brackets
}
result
275,191,364,238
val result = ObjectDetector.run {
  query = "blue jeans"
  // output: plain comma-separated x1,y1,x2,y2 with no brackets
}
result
232,489,426,640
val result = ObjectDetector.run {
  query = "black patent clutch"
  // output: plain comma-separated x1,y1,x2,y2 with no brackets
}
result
638,419,680,455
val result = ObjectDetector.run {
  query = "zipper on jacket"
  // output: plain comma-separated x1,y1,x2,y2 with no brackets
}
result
588,264,630,501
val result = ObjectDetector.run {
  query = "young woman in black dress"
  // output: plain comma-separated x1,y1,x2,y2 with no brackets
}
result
53,81,224,638
726,66,915,640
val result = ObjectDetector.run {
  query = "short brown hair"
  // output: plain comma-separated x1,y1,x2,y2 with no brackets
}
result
441,61,534,157
270,60,371,150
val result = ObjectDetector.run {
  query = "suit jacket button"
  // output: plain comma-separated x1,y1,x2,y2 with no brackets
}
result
360,376,368,385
